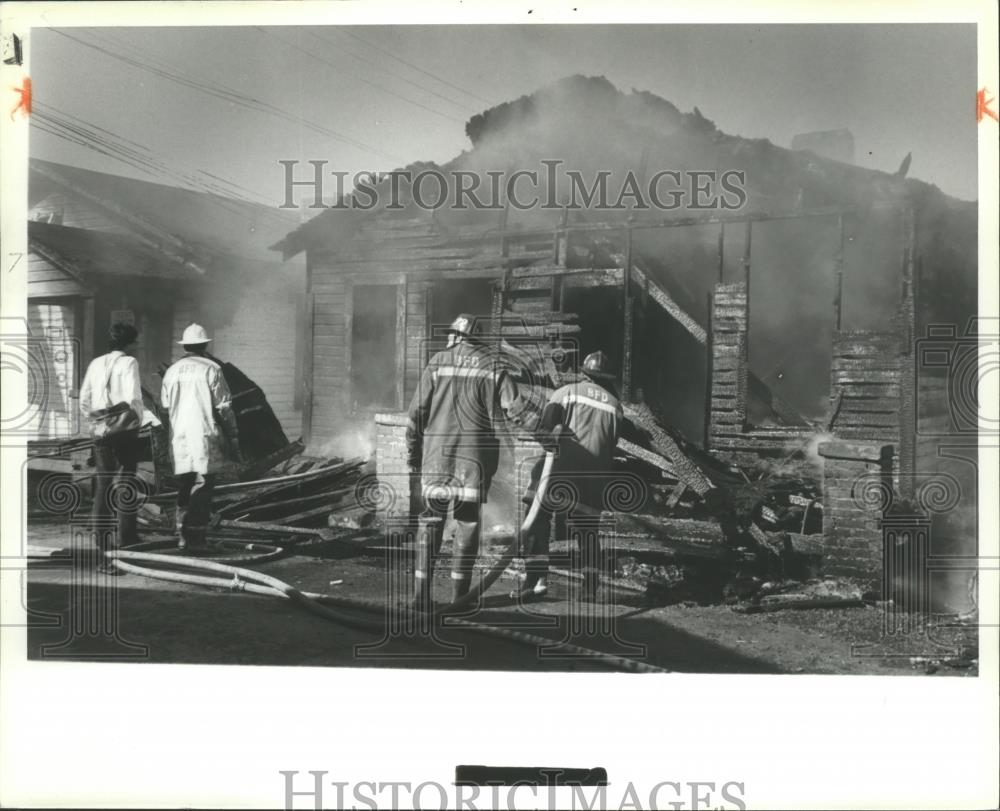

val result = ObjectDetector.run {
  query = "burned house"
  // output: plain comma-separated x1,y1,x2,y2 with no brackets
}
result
273,77,977,588
26,159,308,442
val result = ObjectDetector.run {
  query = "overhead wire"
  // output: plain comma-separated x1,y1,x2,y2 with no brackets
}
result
304,28,480,115
260,26,468,126
32,104,301,228
336,27,493,107
49,28,404,164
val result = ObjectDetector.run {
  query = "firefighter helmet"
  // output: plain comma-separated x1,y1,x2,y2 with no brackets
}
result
178,323,212,345
582,350,615,380
446,313,475,336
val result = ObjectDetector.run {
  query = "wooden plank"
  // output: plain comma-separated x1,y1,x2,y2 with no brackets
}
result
832,369,900,384
836,397,902,413
27,279,89,298
301,292,315,446
624,403,714,495
834,383,901,398
664,481,688,509
742,219,752,360
216,519,336,539
81,296,95,383
499,310,578,323
617,437,677,476
562,269,624,288
396,277,406,411
704,290,713,450
832,358,901,371
629,264,707,344
705,435,797,451
622,296,634,401
507,276,552,292
509,265,621,277
343,277,354,407
833,412,902,427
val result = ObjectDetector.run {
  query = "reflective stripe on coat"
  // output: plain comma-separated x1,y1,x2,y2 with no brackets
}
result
406,341,520,504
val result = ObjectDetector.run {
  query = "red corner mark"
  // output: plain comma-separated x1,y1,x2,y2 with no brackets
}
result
9,76,31,120
977,86,998,123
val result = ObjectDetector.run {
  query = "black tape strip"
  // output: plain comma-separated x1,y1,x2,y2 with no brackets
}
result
455,765,607,786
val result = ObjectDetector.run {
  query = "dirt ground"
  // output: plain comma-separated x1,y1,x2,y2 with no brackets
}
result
24,519,979,675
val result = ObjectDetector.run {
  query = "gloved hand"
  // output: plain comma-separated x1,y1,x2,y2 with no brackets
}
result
540,423,564,453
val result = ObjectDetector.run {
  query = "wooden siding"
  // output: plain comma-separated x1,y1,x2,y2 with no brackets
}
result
309,259,349,441
27,252,90,299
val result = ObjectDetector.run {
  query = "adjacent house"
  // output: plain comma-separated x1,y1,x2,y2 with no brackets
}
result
26,159,307,442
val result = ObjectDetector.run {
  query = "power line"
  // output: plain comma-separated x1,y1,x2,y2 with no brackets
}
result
32,102,301,227
304,28,479,115
261,27,468,125
338,28,493,107
50,29,405,164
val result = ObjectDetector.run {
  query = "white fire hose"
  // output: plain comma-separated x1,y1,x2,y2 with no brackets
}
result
431,449,556,619
106,449,668,672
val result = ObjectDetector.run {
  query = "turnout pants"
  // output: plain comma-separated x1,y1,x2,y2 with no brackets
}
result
175,472,215,549
413,499,482,605
91,431,142,552
522,506,602,597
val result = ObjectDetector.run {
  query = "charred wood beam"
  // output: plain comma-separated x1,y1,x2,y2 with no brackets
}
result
617,437,677,477
624,402,715,495
239,440,306,481
628,264,707,344
214,518,338,541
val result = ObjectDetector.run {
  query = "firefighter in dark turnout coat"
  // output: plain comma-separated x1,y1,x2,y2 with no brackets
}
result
515,350,623,602
406,314,522,608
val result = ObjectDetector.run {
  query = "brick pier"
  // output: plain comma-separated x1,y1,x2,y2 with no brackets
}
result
817,440,894,582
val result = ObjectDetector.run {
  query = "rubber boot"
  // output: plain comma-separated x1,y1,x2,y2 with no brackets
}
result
410,517,441,612
511,506,552,601
510,558,549,602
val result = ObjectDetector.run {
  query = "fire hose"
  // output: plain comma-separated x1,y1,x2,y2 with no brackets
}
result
108,452,670,672
430,449,556,619
109,549,667,673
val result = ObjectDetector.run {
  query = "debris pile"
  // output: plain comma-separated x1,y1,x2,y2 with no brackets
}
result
145,449,373,546
492,337,833,605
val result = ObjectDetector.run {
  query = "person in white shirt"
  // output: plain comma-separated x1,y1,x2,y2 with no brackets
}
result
161,324,240,552
78,321,143,572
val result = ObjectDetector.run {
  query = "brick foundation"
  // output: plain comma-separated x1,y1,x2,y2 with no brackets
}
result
817,440,894,581
374,412,417,517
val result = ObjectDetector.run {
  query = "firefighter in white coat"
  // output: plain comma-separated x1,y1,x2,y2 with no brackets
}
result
161,324,240,551
79,321,144,572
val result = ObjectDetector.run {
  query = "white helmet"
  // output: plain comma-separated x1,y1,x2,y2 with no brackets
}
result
178,323,212,345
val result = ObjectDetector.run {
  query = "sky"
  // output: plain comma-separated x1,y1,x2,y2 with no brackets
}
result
30,24,979,212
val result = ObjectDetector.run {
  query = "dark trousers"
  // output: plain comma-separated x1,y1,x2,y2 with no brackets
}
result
522,507,602,589
91,431,141,552
176,472,215,548
418,499,482,584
